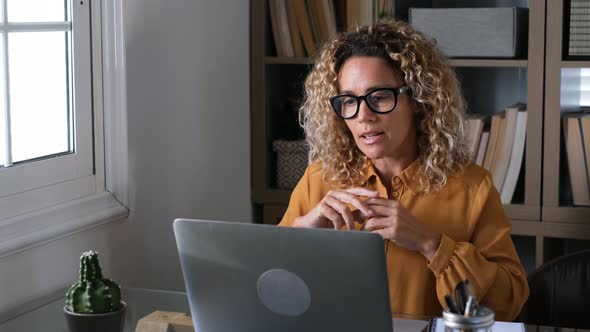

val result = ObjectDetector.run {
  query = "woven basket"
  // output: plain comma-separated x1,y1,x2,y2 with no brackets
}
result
272,140,308,189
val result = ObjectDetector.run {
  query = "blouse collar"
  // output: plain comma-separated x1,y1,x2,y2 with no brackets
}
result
364,158,421,195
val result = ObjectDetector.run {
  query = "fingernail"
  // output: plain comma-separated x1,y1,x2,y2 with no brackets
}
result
367,209,374,215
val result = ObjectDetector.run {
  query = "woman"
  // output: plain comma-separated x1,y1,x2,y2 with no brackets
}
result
278,20,529,321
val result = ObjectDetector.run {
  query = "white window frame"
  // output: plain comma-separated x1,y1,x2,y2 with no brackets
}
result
0,0,128,258
0,1,94,219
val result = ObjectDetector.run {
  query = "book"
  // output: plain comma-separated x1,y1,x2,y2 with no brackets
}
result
346,0,360,30
286,0,305,57
268,0,286,56
489,103,525,193
321,0,338,40
501,109,527,204
276,0,294,57
309,0,330,45
483,111,504,172
292,0,317,57
358,0,375,26
307,0,327,45
333,0,347,31
377,0,394,21
270,0,294,57
465,115,486,161
475,131,490,167
563,113,590,206
581,116,590,196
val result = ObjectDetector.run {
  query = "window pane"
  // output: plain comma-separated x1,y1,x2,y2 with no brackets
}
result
581,68,590,106
10,32,71,163
7,0,68,23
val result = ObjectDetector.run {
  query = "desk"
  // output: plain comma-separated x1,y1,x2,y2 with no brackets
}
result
0,288,578,332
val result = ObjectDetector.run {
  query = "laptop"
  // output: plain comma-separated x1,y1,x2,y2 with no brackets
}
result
173,218,393,332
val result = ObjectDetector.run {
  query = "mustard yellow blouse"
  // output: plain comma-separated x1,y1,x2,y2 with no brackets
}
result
278,161,529,321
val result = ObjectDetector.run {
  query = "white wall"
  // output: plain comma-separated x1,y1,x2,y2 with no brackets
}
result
0,0,250,316
0,220,128,318
119,0,251,290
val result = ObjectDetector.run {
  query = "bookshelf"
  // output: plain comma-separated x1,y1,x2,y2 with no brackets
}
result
251,0,590,270
544,1,590,231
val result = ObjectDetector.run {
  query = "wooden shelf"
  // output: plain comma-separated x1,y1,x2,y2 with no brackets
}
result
543,221,590,240
264,57,313,65
511,220,542,236
264,57,528,67
253,188,291,205
511,219,590,240
561,60,590,68
542,206,590,224
449,59,528,68
505,204,541,221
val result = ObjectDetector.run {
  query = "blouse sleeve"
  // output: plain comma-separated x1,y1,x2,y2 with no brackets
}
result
277,166,313,227
426,173,529,321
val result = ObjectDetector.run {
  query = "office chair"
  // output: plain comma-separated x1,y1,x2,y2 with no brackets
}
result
517,249,590,329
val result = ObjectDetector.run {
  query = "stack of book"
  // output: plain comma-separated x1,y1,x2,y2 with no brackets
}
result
568,0,590,58
563,111,590,206
466,103,527,204
268,0,396,57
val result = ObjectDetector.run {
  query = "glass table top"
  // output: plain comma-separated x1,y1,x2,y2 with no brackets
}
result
0,288,191,332
0,288,576,332
0,287,433,332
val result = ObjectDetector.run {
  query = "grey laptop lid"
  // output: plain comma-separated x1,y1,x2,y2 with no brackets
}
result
173,218,393,332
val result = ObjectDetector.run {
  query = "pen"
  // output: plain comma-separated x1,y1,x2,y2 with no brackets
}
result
455,280,468,313
463,279,474,299
444,294,462,314
464,295,477,317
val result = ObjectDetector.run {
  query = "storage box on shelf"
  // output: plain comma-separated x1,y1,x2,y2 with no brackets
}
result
409,7,529,58
564,0,590,60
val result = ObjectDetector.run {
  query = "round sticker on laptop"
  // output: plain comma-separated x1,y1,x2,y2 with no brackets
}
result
257,269,311,316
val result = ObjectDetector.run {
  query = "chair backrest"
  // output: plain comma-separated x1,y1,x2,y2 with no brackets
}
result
518,249,590,329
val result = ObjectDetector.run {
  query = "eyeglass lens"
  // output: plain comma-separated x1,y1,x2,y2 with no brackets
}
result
333,89,397,119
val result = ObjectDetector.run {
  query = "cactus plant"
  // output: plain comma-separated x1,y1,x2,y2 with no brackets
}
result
65,250,122,314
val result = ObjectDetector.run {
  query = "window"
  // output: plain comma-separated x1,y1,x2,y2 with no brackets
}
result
581,68,590,106
0,0,95,220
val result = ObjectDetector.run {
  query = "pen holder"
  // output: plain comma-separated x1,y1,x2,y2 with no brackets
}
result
442,306,494,332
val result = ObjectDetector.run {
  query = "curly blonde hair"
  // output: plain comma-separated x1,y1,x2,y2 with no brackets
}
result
300,19,471,193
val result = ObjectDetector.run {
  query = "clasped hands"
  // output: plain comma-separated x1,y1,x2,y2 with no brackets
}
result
292,187,441,261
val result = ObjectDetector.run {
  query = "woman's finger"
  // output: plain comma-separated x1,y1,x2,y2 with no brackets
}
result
371,228,390,240
351,209,369,222
324,196,355,230
342,187,380,197
318,203,344,229
366,204,403,220
363,217,390,231
328,190,375,216
365,197,400,208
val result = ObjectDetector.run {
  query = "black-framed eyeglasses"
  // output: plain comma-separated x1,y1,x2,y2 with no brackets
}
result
329,86,412,119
